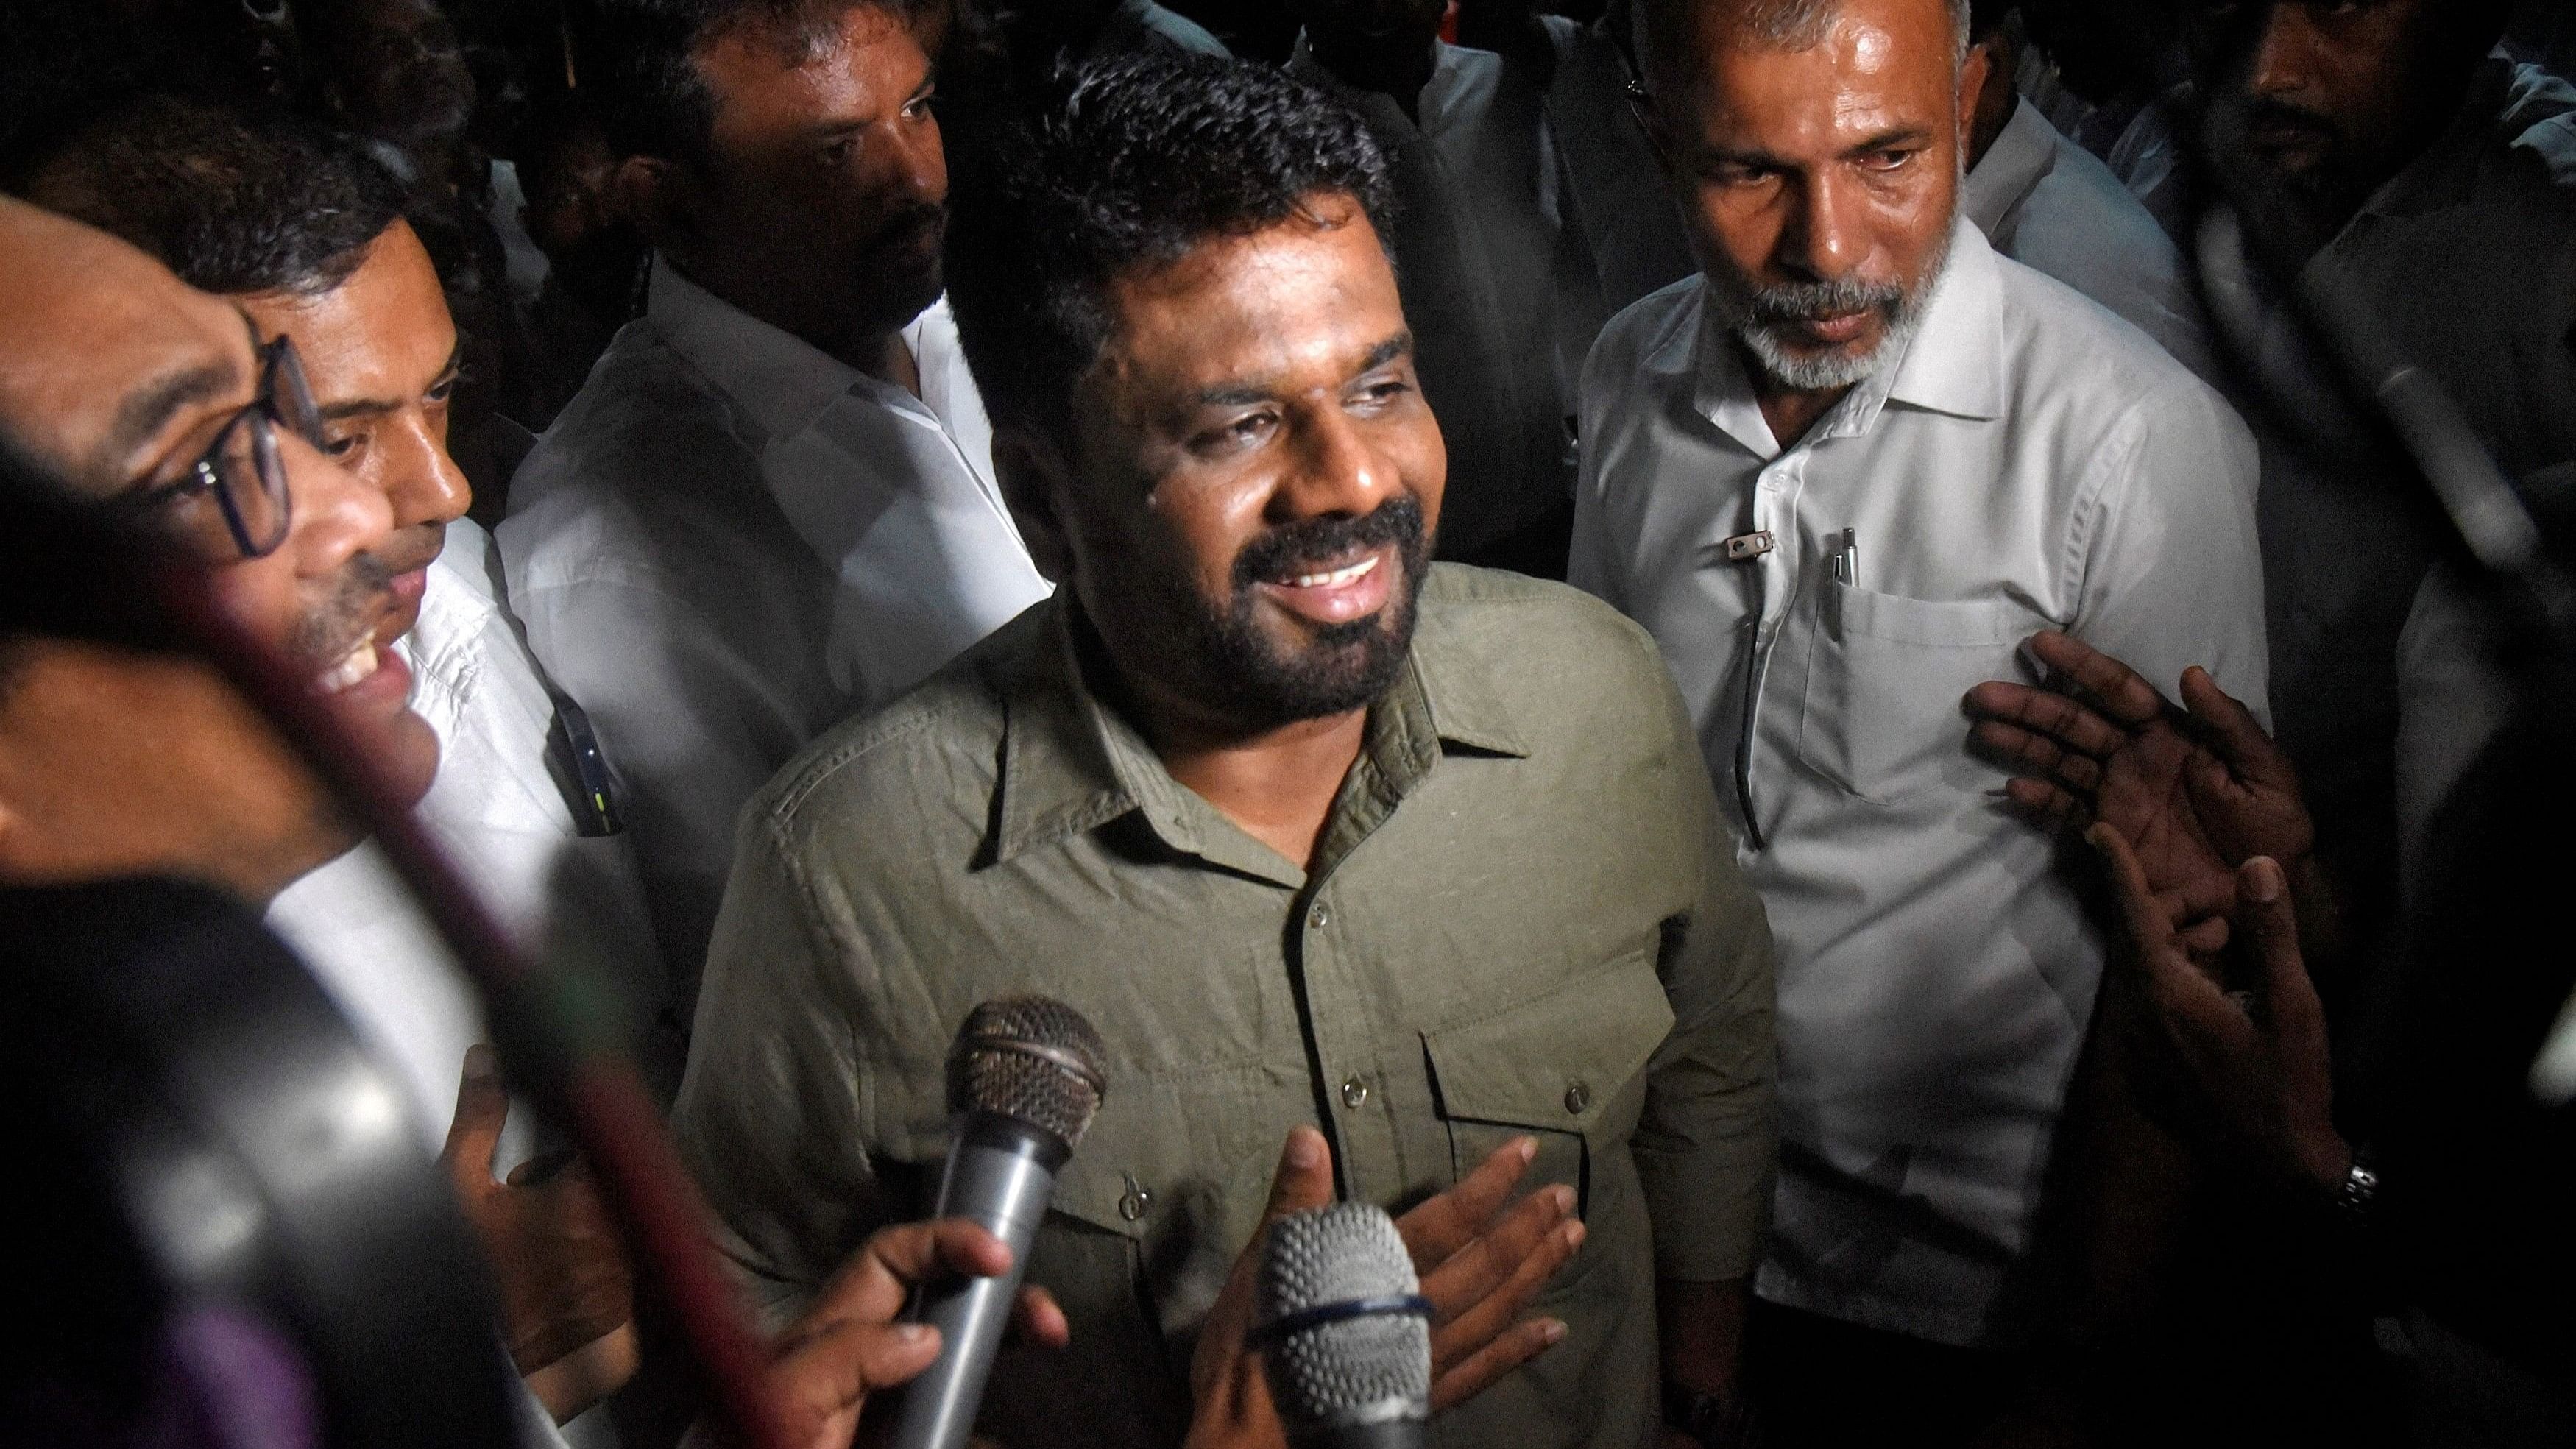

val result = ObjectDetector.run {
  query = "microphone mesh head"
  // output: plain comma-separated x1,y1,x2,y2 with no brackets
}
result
1254,1203,1431,1430
944,995,1108,1148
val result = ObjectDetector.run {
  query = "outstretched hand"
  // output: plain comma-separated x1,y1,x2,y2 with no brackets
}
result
2090,826,2346,1194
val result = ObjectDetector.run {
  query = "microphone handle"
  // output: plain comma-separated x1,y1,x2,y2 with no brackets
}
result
888,1114,1069,1449
1289,1417,1429,1449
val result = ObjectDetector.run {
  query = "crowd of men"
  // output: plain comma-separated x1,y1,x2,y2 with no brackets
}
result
1,0,2572,1445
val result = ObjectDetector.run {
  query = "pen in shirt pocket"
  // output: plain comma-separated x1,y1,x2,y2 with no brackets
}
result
1827,527,1858,638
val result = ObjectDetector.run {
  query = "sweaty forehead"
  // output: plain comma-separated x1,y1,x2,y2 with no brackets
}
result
1097,209,1405,398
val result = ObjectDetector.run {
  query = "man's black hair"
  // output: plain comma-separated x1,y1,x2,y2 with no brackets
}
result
570,0,914,164
943,51,1398,443
11,95,406,297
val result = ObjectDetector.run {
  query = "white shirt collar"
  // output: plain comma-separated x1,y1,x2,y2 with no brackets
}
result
646,252,942,444
1677,214,2005,457
1958,96,2056,237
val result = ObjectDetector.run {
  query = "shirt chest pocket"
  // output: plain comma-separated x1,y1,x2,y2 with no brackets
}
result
1795,586,2041,806
1421,947,1677,1222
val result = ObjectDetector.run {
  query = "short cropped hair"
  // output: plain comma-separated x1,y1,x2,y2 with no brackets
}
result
1638,0,1973,79
573,0,910,163
14,95,405,297
944,52,1397,443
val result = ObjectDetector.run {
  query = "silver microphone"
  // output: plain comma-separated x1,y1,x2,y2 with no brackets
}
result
1253,1203,1434,1449
889,996,1107,1449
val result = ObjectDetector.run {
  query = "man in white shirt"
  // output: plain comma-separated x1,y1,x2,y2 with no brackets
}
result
1958,3,2219,382
1583,0,2265,1437
1288,0,1610,577
20,102,670,1437
503,0,1051,984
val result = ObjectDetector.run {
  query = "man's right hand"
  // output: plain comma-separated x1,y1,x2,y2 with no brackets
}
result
762,1219,1068,1449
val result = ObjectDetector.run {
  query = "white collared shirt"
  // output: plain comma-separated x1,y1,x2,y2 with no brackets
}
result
1290,35,1606,565
1961,96,2220,384
497,258,1050,986
269,518,673,1161
1571,219,2268,1345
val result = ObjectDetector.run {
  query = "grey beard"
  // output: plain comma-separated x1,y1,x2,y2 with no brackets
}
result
1716,224,1951,392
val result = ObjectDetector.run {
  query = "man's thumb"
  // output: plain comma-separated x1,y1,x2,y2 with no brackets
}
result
441,1043,509,1177
1262,1124,1335,1225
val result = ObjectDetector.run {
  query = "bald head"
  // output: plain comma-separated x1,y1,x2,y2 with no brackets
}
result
0,196,260,503
1638,0,1971,89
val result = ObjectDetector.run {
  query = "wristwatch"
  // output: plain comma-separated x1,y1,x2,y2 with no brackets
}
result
2332,1147,2381,1224
1662,1383,1755,1449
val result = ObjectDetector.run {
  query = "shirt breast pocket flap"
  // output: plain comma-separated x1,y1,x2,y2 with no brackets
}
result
1797,587,2038,805
1036,1078,1249,1345
1422,949,1677,1220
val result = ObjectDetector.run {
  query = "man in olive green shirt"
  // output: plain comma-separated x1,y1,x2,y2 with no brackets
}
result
673,54,1777,1449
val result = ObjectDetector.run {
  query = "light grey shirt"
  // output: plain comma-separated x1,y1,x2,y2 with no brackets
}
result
1087,0,1228,60
498,258,1050,987
1962,96,2221,384
1571,219,2269,1345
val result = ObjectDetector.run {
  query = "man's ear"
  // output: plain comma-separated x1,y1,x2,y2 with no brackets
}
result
992,425,1078,585
608,154,686,256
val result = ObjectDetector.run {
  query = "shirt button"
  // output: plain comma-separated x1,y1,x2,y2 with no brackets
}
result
1119,1172,1153,1222
1340,1076,1370,1109
1308,904,1330,931
1563,1080,1591,1115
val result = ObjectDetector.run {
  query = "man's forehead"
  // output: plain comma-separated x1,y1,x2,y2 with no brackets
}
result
1102,212,1406,386
0,202,251,495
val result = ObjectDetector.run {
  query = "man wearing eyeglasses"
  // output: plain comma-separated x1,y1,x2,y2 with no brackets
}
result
0,193,425,904
18,99,679,1431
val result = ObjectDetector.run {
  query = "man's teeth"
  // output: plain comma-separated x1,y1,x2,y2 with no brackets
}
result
1284,554,1381,589
314,640,381,695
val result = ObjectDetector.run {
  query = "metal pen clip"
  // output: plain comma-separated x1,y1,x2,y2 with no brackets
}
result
1826,527,1858,639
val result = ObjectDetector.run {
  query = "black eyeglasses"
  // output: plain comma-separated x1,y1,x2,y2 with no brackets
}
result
110,333,325,561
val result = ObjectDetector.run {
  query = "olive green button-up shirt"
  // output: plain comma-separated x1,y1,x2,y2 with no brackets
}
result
673,564,1777,1449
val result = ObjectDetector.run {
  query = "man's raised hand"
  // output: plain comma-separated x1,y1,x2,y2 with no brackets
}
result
1395,1136,1583,1411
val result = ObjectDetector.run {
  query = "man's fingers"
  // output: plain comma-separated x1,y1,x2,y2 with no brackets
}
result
2158,867,2238,926
1429,1212,1582,1367
2088,824,2182,962
2179,665,2283,778
798,1218,1011,1341
2025,631,2167,726
2175,913,2231,958
2000,774,2088,827
1963,680,2131,761
1011,1284,1071,1351
1968,719,2106,795
774,1318,943,1423
1429,1315,1568,1414
2240,857,2328,1053
1418,1184,1571,1321
1397,1136,1535,1271
440,1044,509,1182
1189,1127,1334,1403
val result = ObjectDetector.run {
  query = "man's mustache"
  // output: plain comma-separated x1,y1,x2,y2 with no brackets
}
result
1232,496,1426,591
288,551,398,666
1739,277,1906,327
2238,95,2341,149
862,203,947,256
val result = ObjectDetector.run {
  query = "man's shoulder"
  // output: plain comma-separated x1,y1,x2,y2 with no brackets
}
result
1416,565,1678,720
744,604,1044,850
1582,274,1704,417
1987,248,2223,425
506,322,760,536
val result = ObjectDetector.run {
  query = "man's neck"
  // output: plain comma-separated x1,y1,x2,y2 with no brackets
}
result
664,256,924,397
1153,708,1369,871
1309,31,1440,121
1748,365,1853,448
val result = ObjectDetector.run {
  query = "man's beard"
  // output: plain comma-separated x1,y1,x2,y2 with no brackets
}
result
286,552,397,667
1711,222,1950,392
1169,496,1432,729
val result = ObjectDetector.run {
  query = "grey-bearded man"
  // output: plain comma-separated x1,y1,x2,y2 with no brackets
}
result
1568,0,2265,1439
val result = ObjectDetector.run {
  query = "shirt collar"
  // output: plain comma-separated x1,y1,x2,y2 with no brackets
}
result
1959,97,2056,236
1683,213,2003,456
986,588,1530,876
646,252,869,442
